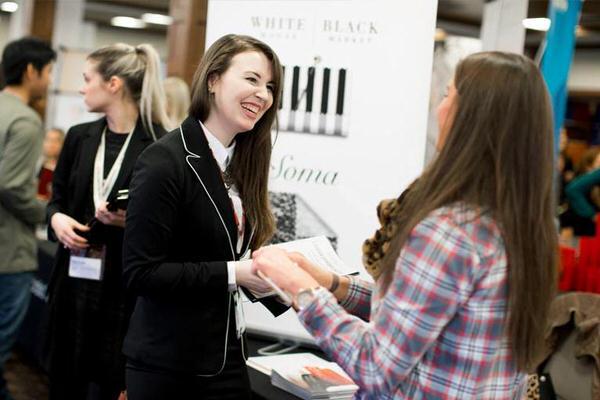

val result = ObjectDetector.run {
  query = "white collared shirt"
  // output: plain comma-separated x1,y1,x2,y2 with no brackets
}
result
198,121,236,172
199,120,243,292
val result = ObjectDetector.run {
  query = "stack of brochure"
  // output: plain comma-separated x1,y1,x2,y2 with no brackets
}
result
247,353,358,399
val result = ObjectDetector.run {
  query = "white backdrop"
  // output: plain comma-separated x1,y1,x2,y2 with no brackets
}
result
206,0,438,343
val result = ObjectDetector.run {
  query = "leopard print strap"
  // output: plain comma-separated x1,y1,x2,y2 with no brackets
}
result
526,374,540,400
362,182,416,281
362,198,400,280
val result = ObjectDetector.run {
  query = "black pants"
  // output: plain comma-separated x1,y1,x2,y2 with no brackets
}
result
125,362,251,400
48,378,123,400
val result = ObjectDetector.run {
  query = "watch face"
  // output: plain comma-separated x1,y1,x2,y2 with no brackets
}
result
296,288,316,309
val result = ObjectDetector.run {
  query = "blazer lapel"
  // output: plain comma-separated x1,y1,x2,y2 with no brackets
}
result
238,220,254,259
110,118,153,198
180,117,238,256
72,118,104,214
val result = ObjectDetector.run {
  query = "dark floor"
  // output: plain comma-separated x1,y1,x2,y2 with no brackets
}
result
4,349,49,400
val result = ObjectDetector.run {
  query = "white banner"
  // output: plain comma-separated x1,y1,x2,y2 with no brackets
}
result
207,0,438,343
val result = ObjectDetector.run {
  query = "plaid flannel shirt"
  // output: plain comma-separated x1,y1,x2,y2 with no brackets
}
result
298,205,526,399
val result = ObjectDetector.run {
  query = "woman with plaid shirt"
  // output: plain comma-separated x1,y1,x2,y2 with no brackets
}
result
253,52,557,399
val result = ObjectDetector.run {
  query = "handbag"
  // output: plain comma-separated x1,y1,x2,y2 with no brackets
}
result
526,358,557,400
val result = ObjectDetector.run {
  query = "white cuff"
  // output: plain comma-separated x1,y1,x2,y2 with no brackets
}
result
227,261,237,292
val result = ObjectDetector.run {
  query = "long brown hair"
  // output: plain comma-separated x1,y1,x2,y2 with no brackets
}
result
189,34,282,248
382,52,557,371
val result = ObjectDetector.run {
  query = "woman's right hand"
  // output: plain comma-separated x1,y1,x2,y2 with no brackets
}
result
51,212,89,251
287,252,334,289
235,259,273,294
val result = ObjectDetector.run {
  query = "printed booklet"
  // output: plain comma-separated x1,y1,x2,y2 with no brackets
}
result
247,352,358,399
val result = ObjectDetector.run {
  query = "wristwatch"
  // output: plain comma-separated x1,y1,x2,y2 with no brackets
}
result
294,286,324,311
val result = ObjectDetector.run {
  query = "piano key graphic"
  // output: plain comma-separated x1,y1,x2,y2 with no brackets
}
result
303,67,315,132
318,67,331,135
278,65,293,131
277,65,350,138
291,65,308,132
287,66,300,132
278,66,285,111
335,68,346,136
276,66,285,131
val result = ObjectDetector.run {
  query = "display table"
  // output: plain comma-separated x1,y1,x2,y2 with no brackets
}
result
18,240,323,399
246,335,328,400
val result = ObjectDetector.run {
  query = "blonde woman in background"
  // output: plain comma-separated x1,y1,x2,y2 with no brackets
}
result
163,76,190,127
45,43,169,400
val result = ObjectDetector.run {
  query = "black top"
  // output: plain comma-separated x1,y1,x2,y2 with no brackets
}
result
104,129,128,178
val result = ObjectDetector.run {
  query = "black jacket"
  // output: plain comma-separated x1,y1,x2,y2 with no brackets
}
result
122,116,286,375
47,117,161,235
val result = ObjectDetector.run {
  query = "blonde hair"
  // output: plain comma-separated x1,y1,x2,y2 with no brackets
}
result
87,43,170,139
163,76,190,128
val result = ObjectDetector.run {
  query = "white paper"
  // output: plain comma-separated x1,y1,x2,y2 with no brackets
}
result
273,236,358,276
249,236,357,300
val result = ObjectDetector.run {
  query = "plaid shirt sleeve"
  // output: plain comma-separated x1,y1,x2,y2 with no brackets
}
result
298,213,478,397
338,277,372,321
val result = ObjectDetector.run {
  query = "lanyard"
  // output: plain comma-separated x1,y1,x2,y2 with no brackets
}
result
93,126,134,210
228,186,246,254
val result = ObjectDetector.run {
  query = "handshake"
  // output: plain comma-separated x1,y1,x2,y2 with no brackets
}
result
235,236,356,309
236,248,332,308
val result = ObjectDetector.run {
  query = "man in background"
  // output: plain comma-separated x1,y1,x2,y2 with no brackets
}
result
0,37,55,400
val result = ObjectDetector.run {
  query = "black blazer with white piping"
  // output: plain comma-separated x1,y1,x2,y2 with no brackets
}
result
122,116,286,375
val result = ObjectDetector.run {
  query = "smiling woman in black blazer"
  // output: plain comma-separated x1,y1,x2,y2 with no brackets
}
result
122,34,284,399
45,43,169,400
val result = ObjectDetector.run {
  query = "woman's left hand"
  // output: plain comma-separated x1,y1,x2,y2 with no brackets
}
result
252,247,319,296
95,202,126,228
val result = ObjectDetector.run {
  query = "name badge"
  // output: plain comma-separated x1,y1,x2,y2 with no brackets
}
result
68,245,106,281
